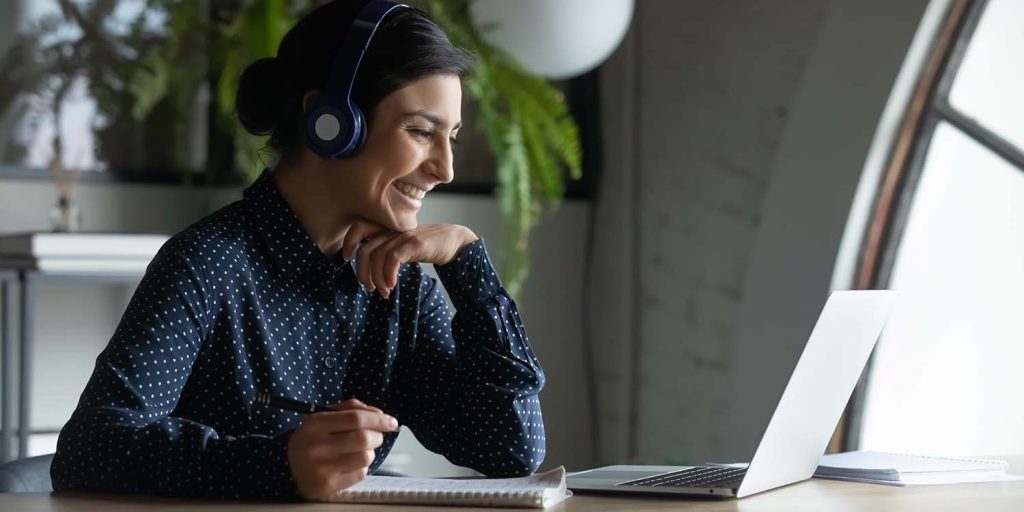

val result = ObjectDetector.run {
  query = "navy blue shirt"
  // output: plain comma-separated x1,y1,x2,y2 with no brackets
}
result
51,169,546,499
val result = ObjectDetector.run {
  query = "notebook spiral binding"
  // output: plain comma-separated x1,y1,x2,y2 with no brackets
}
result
337,487,545,506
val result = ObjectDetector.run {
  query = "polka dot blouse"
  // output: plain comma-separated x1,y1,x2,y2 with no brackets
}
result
50,169,547,500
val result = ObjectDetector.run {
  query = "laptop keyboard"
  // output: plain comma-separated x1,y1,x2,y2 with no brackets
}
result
618,466,747,488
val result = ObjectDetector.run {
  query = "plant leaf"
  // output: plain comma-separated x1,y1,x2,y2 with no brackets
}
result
128,52,169,121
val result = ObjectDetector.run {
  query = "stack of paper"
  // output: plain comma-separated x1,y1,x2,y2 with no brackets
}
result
0,232,168,274
815,451,1022,486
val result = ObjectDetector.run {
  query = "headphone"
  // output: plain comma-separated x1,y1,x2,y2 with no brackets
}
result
301,0,408,159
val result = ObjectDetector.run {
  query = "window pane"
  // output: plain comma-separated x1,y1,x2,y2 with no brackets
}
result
859,123,1024,455
949,0,1024,151
0,0,204,175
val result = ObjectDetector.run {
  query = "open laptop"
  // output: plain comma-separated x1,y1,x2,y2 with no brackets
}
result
567,290,896,498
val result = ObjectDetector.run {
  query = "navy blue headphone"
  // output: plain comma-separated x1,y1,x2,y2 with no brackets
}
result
301,0,407,159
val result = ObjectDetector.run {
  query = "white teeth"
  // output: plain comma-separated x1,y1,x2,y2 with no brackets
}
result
395,182,426,200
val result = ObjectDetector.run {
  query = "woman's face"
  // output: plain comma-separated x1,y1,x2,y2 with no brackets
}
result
337,74,462,232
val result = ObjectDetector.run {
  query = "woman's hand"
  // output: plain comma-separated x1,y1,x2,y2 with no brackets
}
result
287,399,399,501
341,220,479,299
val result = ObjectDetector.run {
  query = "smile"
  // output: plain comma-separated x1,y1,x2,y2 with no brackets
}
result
393,181,427,200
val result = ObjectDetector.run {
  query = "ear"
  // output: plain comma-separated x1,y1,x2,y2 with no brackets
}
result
301,90,320,113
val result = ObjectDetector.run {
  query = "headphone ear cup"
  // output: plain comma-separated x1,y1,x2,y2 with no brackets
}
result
347,103,368,156
303,99,359,159
297,1,405,159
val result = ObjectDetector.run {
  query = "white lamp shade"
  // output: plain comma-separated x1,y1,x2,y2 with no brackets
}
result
469,0,634,80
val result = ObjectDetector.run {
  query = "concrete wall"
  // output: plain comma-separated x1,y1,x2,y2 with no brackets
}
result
590,0,930,466
724,0,931,460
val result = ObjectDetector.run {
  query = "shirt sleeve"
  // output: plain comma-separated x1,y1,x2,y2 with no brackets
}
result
50,242,300,500
394,238,546,477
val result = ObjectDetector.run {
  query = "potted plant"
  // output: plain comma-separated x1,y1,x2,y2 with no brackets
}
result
428,0,582,296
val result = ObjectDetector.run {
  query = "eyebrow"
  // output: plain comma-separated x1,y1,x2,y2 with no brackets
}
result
403,110,462,131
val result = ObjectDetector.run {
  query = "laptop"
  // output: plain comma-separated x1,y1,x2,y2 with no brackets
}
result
567,290,896,498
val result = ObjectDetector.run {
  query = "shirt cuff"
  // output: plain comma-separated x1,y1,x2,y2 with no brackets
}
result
435,238,504,310
270,430,302,500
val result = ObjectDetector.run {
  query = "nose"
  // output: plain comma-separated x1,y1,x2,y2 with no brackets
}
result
427,142,455,184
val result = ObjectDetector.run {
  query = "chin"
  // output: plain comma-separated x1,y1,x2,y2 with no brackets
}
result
391,216,418,232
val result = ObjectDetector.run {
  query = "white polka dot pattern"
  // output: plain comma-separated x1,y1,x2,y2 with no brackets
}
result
50,169,547,500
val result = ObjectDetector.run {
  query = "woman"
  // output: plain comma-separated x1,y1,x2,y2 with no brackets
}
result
50,0,546,501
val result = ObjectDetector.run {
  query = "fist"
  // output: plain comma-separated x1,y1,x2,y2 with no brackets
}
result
341,220,478,299
287,399,399,500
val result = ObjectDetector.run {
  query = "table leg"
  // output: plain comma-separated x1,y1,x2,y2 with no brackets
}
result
1,277,12,462
18,274,34,459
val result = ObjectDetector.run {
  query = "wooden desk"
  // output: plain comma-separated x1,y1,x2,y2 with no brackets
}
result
1,476,1022,511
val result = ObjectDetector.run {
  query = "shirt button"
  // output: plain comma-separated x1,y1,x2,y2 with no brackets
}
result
323,356,336,369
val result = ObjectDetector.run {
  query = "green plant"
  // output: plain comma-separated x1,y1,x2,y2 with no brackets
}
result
125,0,211,179
125,0,297,182
428,0,582,297
213,0,297,180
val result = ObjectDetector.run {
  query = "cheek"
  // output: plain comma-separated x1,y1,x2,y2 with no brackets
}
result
379,148,423,186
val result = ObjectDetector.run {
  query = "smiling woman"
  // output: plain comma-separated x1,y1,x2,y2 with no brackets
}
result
49,0,547,502
278,76,465,236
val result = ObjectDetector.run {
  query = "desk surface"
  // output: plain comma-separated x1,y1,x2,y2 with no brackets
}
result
2,476,1023,512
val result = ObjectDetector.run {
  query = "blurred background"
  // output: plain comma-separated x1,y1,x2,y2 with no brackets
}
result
1,0,1022,477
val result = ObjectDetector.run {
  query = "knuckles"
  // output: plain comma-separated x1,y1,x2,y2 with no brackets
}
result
360,449,377,467
359,429,383,449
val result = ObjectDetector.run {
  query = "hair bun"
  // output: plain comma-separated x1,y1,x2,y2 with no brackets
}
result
235,57,284,135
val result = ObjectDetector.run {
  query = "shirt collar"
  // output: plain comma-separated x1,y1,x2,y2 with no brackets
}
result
243,168,357,288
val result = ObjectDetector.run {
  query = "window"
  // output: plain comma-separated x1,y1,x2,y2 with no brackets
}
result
852,0,1024,455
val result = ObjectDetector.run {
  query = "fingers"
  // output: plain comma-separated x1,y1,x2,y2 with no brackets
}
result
372,237,414,299
309,408,399,434
341,219,387,263
300,429,382,465
370,244,390,299
329,468,372,495
350,224,473,299
337,449,378,471
381,250,404,294
290,403,397,500
307,467,369,500
333,429,385,454
354,234,391,294
331,399,385,415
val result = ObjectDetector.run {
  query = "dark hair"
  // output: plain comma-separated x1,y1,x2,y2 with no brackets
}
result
235,1,474,153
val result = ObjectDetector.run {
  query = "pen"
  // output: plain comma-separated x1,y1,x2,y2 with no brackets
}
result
253,391,334,414
254,391,403,431
252,393,403,434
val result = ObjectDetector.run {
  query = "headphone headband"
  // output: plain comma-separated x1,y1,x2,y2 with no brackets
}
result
324,1,406,101
303,0,408,159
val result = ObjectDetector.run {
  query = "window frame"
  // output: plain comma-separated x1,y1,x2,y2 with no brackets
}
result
837,0,1024,451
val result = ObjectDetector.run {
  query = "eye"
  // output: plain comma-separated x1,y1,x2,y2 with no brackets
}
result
449,136,459,146
407,128,433,140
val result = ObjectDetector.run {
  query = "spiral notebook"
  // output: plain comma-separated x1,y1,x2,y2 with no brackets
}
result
330,466,572,508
